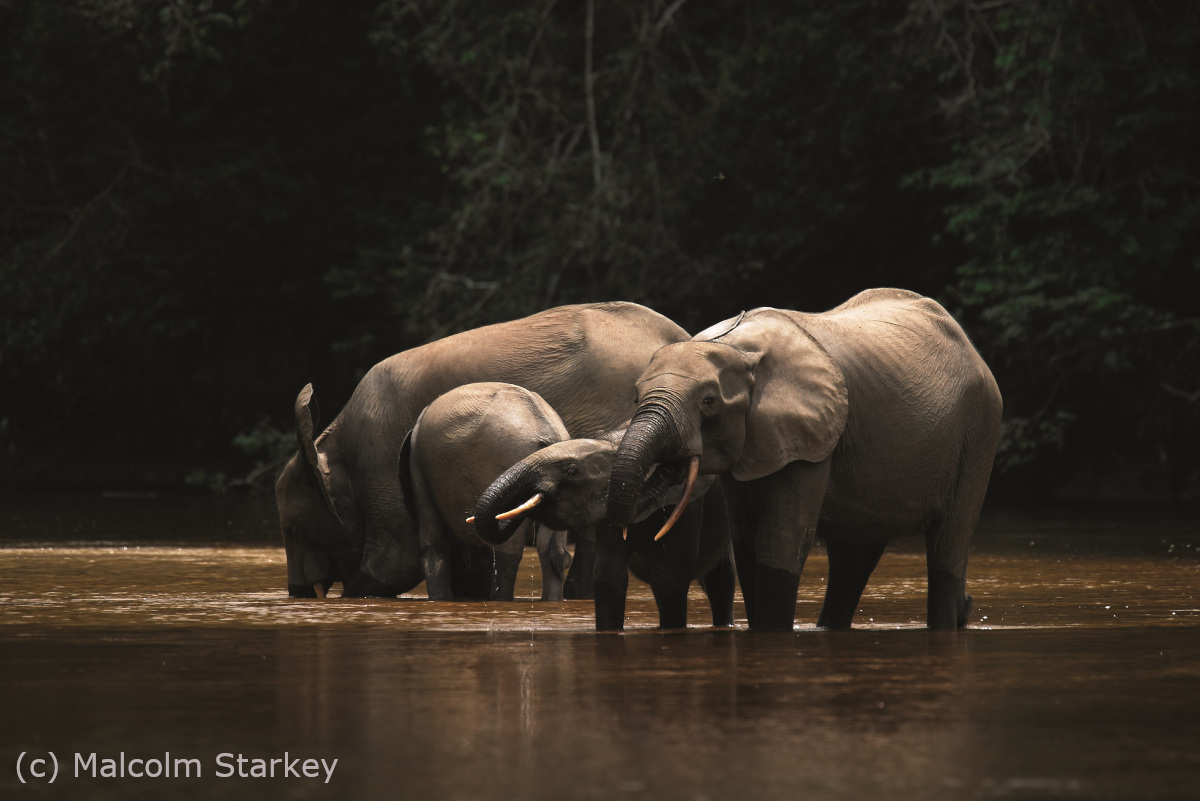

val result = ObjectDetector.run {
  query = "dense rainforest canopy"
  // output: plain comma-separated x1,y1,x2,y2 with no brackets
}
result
2,0,1197,500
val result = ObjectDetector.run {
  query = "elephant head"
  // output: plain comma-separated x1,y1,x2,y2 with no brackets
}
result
471,438,621,545
606,310,849,534
276,383,362,597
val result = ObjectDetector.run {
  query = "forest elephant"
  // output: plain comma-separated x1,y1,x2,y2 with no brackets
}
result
276,302,689,599
605,289,1002,631
472,431,735,631
397,382,573,601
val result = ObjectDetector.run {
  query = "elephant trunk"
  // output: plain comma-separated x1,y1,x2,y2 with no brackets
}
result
473,460,542,545
285,536,333,598
606,403,683,526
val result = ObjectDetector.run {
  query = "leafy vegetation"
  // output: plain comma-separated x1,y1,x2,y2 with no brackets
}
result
2,0,1196,499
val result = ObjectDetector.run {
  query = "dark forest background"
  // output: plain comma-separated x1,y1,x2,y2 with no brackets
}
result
2,0,1197,502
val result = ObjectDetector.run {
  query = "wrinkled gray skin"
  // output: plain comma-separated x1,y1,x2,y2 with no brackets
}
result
276,302,688,598
397,383,574,601
474,432,735,631
607,289,1003,631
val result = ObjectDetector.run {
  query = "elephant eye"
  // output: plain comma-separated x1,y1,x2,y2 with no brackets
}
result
701,395,717,407
565,465,580,479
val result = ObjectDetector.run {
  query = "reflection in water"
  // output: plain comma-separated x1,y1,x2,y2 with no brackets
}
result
0,497,1197,799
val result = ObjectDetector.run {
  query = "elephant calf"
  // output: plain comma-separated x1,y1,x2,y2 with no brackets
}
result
473,431,736,631
398,382,574,601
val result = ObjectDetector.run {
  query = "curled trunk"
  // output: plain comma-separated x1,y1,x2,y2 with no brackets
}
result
473,461,542,545
606,405,682,526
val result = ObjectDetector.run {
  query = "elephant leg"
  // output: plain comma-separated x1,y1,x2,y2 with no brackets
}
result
652,580,690,630
344,521,422,598
925,512,976,630
422,537,455,600
593,523,629,631
564,527,596,600
732,535,758,628
699,547,736,628
727,482,759,628
489,524,528,600
817,537,886,629
650,499,703,629
745,458,829,631
535,525,570,601
405,479,455,600
925,437,995,629
450,545,492,599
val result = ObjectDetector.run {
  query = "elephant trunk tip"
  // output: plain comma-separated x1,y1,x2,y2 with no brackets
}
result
474,461,540,545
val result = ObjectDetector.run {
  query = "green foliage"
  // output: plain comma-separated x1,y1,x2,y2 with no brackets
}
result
905,1,1200,489
1,0,1197,497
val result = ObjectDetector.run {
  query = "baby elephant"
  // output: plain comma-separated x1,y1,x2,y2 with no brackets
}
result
473,432,735,631
397,382,573,601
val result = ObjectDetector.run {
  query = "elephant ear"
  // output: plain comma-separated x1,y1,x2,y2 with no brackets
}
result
721,310,848,482
294,383,344,526
396,420,420,522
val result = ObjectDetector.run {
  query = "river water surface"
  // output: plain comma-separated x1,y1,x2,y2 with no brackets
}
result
1,494,1197,800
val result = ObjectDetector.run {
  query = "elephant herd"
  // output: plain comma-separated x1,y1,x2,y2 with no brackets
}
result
276,290,1002,631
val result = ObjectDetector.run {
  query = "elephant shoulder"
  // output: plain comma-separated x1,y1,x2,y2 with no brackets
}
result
829,288,926,313
575,301,689,345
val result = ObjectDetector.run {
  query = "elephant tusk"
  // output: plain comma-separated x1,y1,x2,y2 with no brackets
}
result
654,456,700,542
496,493,543,521
622,526,628,541
465,516,475,524
313,582,327,599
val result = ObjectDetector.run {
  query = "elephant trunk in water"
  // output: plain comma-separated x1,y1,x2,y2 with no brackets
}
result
472,460,543,545
607,403,695,537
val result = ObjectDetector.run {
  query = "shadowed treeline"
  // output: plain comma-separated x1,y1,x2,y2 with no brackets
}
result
2,1,1197,500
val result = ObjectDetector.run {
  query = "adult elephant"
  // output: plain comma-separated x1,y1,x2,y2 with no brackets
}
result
472,432,735,630
605,289,1002,631
277,302,688,598
397,383,573,601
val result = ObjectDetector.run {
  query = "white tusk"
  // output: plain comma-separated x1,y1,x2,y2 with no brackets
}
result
495,493,543,521
622,526,628,541
654,456,700,541
465,516,476,524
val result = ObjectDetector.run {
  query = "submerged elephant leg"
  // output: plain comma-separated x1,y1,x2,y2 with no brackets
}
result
745,459,829,631
491,550,521,601
925,514,974,630
699,547,736,627
732,535,757,627
649,500,704,629
534,526,570,601
564,528,596,600
651,581,690,629
489,523,528,601
817,537,886,629
422,540,455,600
925,435,995,629
449,545,493,599
593,523,629,631
727,482,759,628
343,523,422,598
409,480,456,600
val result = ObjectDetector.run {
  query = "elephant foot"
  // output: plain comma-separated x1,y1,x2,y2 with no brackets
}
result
927,569,970,630
958,593,974,628
750,565,799,632
655,595,688,630
594,583,626,631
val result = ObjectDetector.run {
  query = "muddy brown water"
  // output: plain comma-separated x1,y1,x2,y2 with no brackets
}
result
1,494,1197,800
